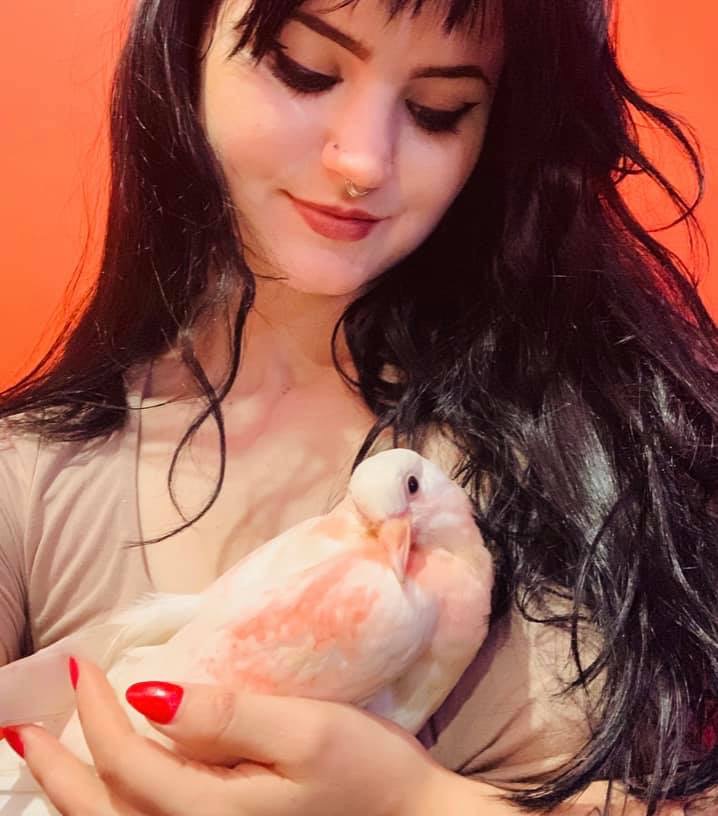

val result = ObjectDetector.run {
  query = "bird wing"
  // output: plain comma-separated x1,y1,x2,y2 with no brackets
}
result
154,499,373,653
195,499,368,610
0,592,202,730
0,620,131,803
0,501,362,728
182,549,440,705
0,624,124,729
84,503,392,697
0,788,57,816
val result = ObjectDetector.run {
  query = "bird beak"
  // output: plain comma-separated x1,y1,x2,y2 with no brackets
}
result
378,514,412,584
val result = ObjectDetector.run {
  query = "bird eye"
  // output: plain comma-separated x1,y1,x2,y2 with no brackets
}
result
407,475,419,495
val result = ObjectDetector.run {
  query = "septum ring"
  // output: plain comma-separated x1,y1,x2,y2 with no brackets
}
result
332,145,372,198
345,179,370,198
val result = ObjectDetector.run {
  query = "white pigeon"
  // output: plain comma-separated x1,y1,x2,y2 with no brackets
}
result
0,448,493,815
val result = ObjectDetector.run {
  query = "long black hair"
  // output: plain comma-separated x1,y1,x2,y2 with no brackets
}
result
3,0,718,812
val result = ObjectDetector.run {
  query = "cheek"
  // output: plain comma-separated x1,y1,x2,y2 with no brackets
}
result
407,138,482,230
202,71,311,184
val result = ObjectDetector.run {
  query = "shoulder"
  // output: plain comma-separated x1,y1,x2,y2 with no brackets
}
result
0,424,43,662
0,419,41,476
0,412,140,551
0,412,150,654
0,417,126,483
0,420,43,534
0,360,149,482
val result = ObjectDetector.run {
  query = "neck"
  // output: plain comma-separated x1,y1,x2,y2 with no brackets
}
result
148,279,358,402
236,279,358,395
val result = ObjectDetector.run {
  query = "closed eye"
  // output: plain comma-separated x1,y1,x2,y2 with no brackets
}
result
269,43,338,93
267,44,479,136
406,100,478,135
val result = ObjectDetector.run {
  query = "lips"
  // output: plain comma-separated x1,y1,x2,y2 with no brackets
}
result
288,194,383,242
291,197,380,222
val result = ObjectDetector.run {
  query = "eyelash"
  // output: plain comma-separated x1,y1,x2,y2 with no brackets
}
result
266,44,477,135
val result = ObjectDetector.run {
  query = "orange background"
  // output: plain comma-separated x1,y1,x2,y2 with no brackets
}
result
0,0,716,388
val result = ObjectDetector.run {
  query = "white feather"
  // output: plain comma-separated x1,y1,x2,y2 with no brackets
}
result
0,593,200,728
0,449,493,816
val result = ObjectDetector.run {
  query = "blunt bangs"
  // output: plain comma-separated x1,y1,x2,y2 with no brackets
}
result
229,0,497,62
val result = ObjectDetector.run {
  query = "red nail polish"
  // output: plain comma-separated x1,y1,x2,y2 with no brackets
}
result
125,682,184,724
69,657,79,690
3,727,25,758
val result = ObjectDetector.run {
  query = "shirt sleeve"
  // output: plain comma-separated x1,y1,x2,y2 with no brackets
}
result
422,604,600,787
0,428,36,665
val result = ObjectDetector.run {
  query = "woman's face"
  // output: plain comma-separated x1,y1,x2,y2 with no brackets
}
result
201,0,504,298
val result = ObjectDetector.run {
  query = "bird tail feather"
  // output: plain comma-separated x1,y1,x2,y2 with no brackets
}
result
0,592,200,728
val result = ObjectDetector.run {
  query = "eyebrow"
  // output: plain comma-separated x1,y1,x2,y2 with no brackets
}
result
290,11,492,87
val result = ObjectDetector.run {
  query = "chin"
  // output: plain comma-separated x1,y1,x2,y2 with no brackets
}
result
284,269,377,299
290,281,364,298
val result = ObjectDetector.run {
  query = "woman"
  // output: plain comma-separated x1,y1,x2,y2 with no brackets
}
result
1,0,716,813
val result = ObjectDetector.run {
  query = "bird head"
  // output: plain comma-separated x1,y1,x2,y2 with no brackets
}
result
347,448,480,563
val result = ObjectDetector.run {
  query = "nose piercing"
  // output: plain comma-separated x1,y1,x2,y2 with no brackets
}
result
332,145,372,198
345,178,370,198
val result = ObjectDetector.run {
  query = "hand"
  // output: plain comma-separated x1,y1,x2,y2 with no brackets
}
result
7,659,687,816
7,658,455,816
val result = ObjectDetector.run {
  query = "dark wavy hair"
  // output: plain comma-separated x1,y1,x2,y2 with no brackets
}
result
3,0,718,812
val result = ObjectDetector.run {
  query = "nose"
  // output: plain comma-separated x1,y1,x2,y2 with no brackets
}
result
321,88,397,191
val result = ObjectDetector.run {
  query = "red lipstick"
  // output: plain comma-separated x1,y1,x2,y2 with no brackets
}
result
288,194,383,242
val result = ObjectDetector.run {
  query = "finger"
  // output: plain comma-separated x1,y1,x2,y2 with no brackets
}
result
74,658,271,816
124,678,331,768
5,724,118,816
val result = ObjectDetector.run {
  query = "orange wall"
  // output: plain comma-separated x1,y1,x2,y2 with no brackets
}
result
0,0,125,388
616,0,718,316
0,1,716,388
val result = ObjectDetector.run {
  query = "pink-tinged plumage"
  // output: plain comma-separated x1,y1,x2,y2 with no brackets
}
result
190,545,438,702
0,448,493,812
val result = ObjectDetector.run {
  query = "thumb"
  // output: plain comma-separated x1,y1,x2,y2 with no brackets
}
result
124,680,316,767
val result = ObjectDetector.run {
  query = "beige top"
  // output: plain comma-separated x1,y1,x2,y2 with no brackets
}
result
0,377,594,788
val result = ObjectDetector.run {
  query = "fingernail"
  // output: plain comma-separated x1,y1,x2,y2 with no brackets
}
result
125,681,184,724
69,656,79,690
3,727,25,758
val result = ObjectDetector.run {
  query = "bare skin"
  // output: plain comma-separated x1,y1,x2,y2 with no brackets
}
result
137,300,385,593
